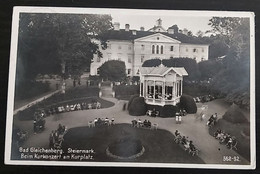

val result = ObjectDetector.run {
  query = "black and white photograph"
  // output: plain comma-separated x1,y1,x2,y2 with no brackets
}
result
5,7,255,169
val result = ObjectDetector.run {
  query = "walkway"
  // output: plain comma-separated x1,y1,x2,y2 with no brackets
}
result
13,86,249,165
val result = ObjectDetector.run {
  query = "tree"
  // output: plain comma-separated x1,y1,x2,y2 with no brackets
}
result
99,60,127,81
17,13,113,81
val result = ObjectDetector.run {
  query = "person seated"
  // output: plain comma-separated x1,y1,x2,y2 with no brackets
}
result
146,110,152,116
88,103,92,109
94,118,98,126
189,141,196,151
76,103,81,110
111,117,115,124
175,130,180,137
66,105,70,112
132,119,137,127
97,118,102,126
57,124,63,134
184,140,190,151
137,119,142,127
147,120,151,128
214,129,221,138
96,102,101,109
105,117,109,125
143,120,147,127
181,136,187,145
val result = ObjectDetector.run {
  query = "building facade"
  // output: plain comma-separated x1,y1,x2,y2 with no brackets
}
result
90,19,209,77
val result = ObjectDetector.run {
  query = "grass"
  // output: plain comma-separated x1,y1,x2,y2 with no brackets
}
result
61,124,205,163
208,119,250,161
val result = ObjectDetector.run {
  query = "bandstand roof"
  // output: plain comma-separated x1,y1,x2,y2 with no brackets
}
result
140,67,188,77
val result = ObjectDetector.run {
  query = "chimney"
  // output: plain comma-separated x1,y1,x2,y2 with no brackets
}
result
140,27,145,31
113,22,120,31
125,24,130,31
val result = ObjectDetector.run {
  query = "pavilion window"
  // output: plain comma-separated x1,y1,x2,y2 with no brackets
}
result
156,45,159,54
141,83,143,96
165,85,173,100
152,45,155,54
147,81,154,98
161,45,163,54
155,81,163,99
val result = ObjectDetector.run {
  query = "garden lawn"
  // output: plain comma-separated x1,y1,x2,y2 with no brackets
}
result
62,124,205,163
208,119,250,161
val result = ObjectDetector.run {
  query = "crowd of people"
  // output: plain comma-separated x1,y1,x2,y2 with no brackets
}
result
131,118,157,129
49,124,67,149
88,117,115,128
13,128,28,147
45,101,102,115
194,94,216,103
213,129,238,150
146,109,159,117
174,130,199,156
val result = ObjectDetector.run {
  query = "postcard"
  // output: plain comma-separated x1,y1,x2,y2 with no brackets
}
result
5,7,255,169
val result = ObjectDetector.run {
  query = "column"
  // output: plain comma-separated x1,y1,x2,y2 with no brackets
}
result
153,80,155,100
162,81,165,101
139,81,142,97
180,80,182,96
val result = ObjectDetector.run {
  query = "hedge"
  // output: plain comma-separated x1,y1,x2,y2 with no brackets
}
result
179,95,197,114
222,103,248,123
160,105,179,118
128,97,147,116
127,94,139,110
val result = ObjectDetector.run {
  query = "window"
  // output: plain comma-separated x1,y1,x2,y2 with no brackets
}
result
186,48,188,52
141,45,145,50
152,45,155,54
118,45,121,49
193,48,197,53
170,46,174,51
127,69,131,75
201,57,204,61
128,55,132,63
161,45,163,54
97,68,100,75
157,37,160,40
141,55,145,63
193,57,197,60
156,45,159,54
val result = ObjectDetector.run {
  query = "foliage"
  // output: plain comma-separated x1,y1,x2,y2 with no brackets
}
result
222,103,248,123
142,58,200,81
99,60,127,81
179,95,197,114
128,97,147,116
127,94,139,110
113,85,139,100
198,59,224,80
17,13,112,82
160,105,179,118
15,80,50,100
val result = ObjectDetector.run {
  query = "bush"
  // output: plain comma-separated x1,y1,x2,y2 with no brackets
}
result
128,97,147,116
179,95,197,114
160,105,179,118
114,85,139,99
222,103,248,123
127,94,139,110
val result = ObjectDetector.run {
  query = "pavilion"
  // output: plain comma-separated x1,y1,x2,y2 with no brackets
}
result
139,66,188,106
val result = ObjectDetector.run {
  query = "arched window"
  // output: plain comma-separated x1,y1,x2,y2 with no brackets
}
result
156,45,159,54
152,45,155,54
161,45,163,54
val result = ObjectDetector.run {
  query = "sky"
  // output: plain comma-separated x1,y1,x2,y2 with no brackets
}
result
110,14,212,35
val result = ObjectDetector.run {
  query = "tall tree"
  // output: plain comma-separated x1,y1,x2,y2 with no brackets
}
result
17,13,113,82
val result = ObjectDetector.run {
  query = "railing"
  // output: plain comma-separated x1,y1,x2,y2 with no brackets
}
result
145,97,180,106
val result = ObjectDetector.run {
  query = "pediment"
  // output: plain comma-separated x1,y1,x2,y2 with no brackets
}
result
134,33,181,43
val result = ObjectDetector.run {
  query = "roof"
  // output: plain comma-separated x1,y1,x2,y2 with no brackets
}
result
140,67,188,76
102,29,208,45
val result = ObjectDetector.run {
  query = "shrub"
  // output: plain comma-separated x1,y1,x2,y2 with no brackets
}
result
127,94,139,110
128,97,147,116
160,105,179,118
222,103,248,123
179,95,197,114
114,85,139,99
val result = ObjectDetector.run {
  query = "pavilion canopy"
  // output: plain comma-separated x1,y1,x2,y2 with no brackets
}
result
140,67,188,76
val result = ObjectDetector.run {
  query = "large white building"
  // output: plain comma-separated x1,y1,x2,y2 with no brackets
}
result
90,19,209,77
